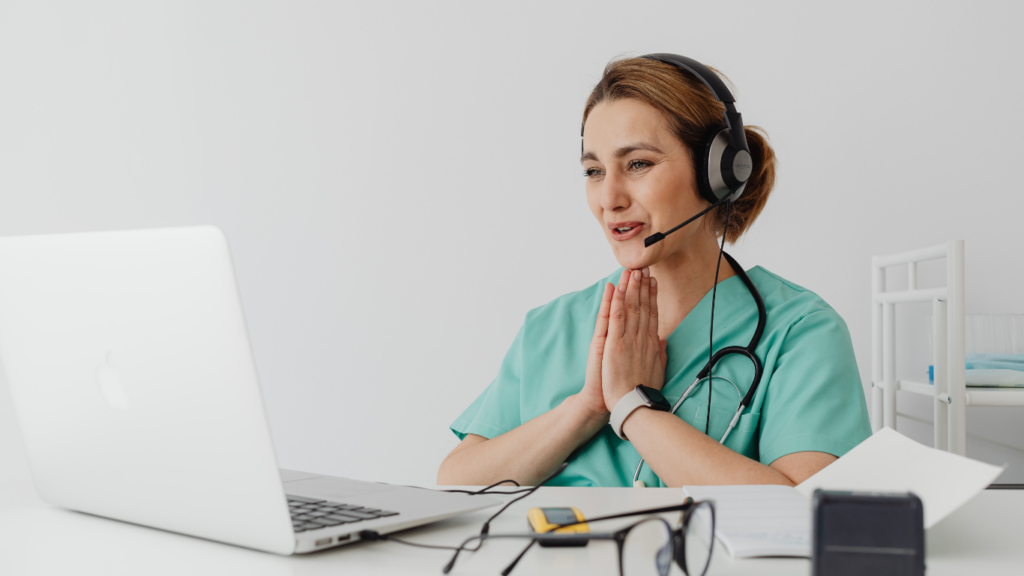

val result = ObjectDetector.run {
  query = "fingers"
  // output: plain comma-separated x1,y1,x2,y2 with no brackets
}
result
591,282,614,350
648,275,660,340
608,269,629,338
637,268,650,337
624,269,641,335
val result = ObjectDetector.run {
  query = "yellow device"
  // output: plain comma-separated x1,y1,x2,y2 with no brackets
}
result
527,507,589,547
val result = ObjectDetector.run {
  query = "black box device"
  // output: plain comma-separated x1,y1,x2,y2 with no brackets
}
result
812,489,925,576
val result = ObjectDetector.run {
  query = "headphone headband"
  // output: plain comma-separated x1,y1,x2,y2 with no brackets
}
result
641,53,735,103
641,53,748,152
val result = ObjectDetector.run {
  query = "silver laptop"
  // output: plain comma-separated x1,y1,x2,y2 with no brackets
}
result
0,226,499,554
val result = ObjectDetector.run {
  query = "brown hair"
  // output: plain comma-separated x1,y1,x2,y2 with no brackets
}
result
582,57,776,243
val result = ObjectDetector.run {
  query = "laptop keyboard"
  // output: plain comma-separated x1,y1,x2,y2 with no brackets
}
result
287,495,399,533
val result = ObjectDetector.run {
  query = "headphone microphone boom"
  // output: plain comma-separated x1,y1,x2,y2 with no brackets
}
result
643,196,729,247
637,54,754,247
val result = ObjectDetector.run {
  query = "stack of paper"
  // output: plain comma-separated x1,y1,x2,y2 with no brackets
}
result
683,485,811,557
683,428,1006,558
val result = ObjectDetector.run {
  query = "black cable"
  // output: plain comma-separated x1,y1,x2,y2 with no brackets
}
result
444,487,548,496
500,539,536,576
442,463,570,573
474,479,522,493
362,463,569,567
359,530,463,551
377,479,522,495
439,479,525,495
480,463,569,536
468,486,541,496
706,201,732,435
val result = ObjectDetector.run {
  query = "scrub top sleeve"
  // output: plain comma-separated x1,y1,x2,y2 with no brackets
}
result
449,321,525,441
758,310,872,466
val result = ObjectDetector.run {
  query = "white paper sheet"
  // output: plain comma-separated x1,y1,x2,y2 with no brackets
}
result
795,427,1006,528
682,485,811,558
683,428,1007,558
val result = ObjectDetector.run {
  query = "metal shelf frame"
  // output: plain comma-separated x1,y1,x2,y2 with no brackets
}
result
871,240,1024,456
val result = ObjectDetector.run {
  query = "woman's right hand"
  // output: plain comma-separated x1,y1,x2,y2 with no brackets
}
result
577,274,621,420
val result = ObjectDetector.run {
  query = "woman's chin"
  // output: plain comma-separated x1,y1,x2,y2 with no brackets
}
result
613,250,653,271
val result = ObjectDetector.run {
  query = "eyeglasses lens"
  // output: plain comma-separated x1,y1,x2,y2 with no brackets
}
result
621,518,673,576
681,502,714,576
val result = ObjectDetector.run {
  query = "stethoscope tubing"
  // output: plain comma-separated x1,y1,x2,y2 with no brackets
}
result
631,375,745,486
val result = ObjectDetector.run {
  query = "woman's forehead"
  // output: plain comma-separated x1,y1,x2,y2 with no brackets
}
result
583,99,676,159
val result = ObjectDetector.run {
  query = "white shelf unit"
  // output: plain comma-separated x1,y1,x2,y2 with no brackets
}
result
870,240,1024,456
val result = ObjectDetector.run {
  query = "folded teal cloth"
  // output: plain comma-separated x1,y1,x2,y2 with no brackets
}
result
965,369,1024,387
965,354,1024,371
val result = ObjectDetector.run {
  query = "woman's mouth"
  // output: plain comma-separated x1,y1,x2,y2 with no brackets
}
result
609,222,645,241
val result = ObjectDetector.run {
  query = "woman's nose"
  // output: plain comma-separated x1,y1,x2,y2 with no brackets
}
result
600,171,631,212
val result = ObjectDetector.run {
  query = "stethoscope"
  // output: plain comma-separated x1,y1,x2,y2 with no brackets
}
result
632,252,767,487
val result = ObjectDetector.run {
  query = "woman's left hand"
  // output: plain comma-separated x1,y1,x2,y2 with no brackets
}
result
601,267,669,412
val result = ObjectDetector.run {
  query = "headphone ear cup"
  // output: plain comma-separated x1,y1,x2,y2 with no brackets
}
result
698,128,729,204
702,127,752,204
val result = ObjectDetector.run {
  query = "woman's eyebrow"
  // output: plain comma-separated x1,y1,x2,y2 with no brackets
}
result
614,142,664,157
580,142,665,163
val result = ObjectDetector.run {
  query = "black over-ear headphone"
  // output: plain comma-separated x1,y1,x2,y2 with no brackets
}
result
581,54,754,208
641,53,753,205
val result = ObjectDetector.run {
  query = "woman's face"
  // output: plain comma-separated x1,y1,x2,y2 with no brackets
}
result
582,98,710,271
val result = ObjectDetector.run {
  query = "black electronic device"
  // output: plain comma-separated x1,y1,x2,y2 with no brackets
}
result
527,507,589,547
636,385,671,412
812,489,925,576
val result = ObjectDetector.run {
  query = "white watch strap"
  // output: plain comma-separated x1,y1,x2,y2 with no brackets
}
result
609,388,649,441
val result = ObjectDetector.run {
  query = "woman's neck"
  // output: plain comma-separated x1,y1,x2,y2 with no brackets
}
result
647,234,736,340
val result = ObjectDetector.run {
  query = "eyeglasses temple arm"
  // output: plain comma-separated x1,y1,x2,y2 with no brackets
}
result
551,501,692,530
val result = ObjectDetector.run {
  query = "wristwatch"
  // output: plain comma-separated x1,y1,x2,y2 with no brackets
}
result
609,385,671,441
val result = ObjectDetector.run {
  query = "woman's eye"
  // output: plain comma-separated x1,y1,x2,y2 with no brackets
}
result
628,159,652,170
583,168,603,178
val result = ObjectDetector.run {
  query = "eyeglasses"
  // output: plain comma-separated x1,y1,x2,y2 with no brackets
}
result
441,499,716,576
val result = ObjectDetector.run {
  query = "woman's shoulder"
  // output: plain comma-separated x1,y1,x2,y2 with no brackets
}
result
523,268,622,328
746,266,850,331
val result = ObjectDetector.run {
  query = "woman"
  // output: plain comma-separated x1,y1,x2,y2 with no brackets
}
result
437,56,871,488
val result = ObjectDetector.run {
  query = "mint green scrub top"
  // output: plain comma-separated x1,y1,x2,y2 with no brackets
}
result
450,266,872,487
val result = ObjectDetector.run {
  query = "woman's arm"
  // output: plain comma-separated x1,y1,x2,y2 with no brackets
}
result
437,394,607,486
438,281,622,486
605,268,835,487
622,409,835,486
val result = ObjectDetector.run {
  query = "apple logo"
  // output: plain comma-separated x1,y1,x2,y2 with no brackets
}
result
95,351,130,410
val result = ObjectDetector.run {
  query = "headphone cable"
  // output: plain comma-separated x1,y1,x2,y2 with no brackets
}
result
706,201,732,435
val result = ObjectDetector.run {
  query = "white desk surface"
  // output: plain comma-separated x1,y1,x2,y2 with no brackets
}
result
1,479,1022,576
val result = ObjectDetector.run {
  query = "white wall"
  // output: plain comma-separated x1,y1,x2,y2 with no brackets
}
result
1,0,1022,487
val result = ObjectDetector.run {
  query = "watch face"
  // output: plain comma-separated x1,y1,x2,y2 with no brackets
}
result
637,385,670,410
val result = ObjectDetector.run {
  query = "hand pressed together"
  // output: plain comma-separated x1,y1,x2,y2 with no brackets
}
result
579,268,668,419
601,268,668,410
